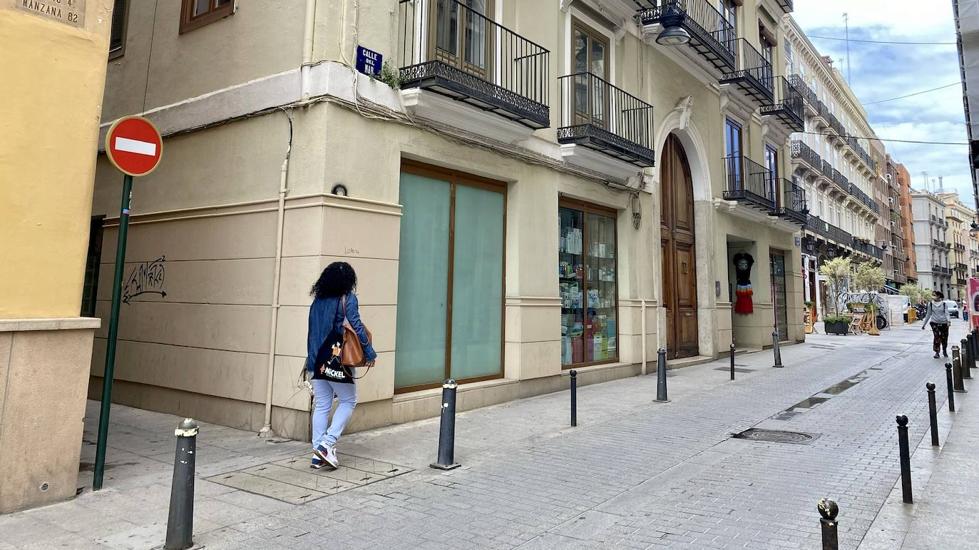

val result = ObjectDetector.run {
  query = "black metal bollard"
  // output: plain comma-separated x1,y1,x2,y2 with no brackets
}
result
164,419,198,550
570,370,577,427
730,344,736,381
656,348,668,402
430,379,460,470
772,331,784,368
961,338,973,380
897,415,913,504
817,498,839,550
946,363,956,412
970,332,978,372
952,348,967,393
927,382,939,447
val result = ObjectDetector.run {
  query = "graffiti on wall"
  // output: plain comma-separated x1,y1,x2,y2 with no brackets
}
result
122,255,167,304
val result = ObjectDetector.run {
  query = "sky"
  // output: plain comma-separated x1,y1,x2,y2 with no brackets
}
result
792,0,972,205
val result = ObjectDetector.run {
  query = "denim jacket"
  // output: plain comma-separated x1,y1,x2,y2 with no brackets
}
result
305,293,377,372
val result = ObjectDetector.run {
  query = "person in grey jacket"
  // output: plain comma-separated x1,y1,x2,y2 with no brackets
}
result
921,290,950,358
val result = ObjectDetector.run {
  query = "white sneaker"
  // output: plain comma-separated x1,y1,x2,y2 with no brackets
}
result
315,442,339,469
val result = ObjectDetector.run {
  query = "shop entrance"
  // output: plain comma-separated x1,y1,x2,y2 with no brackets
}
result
660,134,698,359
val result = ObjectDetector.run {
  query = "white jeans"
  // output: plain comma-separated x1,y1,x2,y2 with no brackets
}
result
311,379,357,449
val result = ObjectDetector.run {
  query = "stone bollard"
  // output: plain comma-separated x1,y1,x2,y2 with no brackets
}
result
430,379,460,470
165,419,198,550
772,331,784,368
953,348,967,393
817,498,839,550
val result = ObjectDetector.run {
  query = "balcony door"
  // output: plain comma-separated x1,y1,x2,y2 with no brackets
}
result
571,20,610,129
661,134,699,359
432,0,493,79
724,118,743,190
765,144,779,203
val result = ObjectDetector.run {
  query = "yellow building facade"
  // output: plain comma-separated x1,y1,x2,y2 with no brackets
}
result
0,0,111,512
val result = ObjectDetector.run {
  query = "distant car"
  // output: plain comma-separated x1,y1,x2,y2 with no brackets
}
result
945,300,960,318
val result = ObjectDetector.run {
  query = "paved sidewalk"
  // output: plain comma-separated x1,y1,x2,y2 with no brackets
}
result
0,321,972,549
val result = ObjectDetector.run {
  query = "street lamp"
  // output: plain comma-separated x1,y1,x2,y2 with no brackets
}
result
656,25,690,46
656,5,691,46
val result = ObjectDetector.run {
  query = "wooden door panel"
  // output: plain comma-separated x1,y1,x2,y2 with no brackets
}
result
675,245,697,308
660,134,699,359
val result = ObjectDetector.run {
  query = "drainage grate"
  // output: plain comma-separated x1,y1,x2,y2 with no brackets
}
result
733,428,816,444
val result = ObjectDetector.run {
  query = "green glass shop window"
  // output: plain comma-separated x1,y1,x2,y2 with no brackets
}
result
395,164,505,392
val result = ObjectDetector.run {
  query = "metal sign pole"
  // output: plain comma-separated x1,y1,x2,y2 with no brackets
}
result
93,174,134,490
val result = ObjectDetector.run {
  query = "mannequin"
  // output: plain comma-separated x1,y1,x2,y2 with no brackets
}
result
733,252,754,315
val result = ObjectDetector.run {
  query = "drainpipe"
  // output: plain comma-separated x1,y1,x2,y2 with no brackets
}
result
301,0,316,100
260,111,293,437
641,299,647,375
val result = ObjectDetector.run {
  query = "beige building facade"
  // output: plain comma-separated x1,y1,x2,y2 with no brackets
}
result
938,192,976,300
89,0,804,439
783,18,883,317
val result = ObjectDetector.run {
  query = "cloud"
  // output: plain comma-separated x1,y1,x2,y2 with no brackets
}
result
793,0,973,205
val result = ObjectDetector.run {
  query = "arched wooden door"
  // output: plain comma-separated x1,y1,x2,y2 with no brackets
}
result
661,134,699,359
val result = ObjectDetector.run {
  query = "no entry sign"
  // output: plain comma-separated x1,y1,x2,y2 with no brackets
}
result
105,116,162,176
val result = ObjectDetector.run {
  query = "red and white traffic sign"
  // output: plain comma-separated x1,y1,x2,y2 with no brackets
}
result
105,116,163,176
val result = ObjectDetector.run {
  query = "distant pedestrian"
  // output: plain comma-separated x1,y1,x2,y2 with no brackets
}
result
963,300,970,323
921,290,950,358
305,262,376,470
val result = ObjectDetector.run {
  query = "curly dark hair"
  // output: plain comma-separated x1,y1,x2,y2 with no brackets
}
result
311,262,357,298
933,290,944,300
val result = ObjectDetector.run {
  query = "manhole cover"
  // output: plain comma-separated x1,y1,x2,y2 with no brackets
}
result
733,428,816,444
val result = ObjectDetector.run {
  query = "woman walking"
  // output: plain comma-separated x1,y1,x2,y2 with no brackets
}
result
306,262,376,470
921,290,951,359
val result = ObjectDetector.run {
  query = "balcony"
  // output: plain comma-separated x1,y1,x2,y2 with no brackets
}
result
773,179,808,226
957,262,969,271
720,39,774,104
956,243,967,252
760,77,804,132
639,1,736,75
806,215,853,247
557,72,655,176
824,111,846,138
852,238,883,261
398,0,550,135
933,265,952,276
775,0,794,12
790,140,821,176
723,155,776,210
933,239,950,249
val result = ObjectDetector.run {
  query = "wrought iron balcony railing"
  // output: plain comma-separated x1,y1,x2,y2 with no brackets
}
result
806,215,853,246
789,75,818,111
776,0,794,12
720,39,774,103
820,159,834,180
773,178,808,225
557,72,656,167
723,155,776,209
398,0,550,128
825,111,845,137
760,76,803,132
790,140,821,171
852,238,883,260
933,265,952,276
638,0,736,74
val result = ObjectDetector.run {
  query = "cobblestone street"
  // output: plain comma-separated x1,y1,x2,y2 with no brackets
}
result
2,322,976,549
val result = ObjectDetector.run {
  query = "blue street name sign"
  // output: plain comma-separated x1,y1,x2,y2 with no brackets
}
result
356,46,383,77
